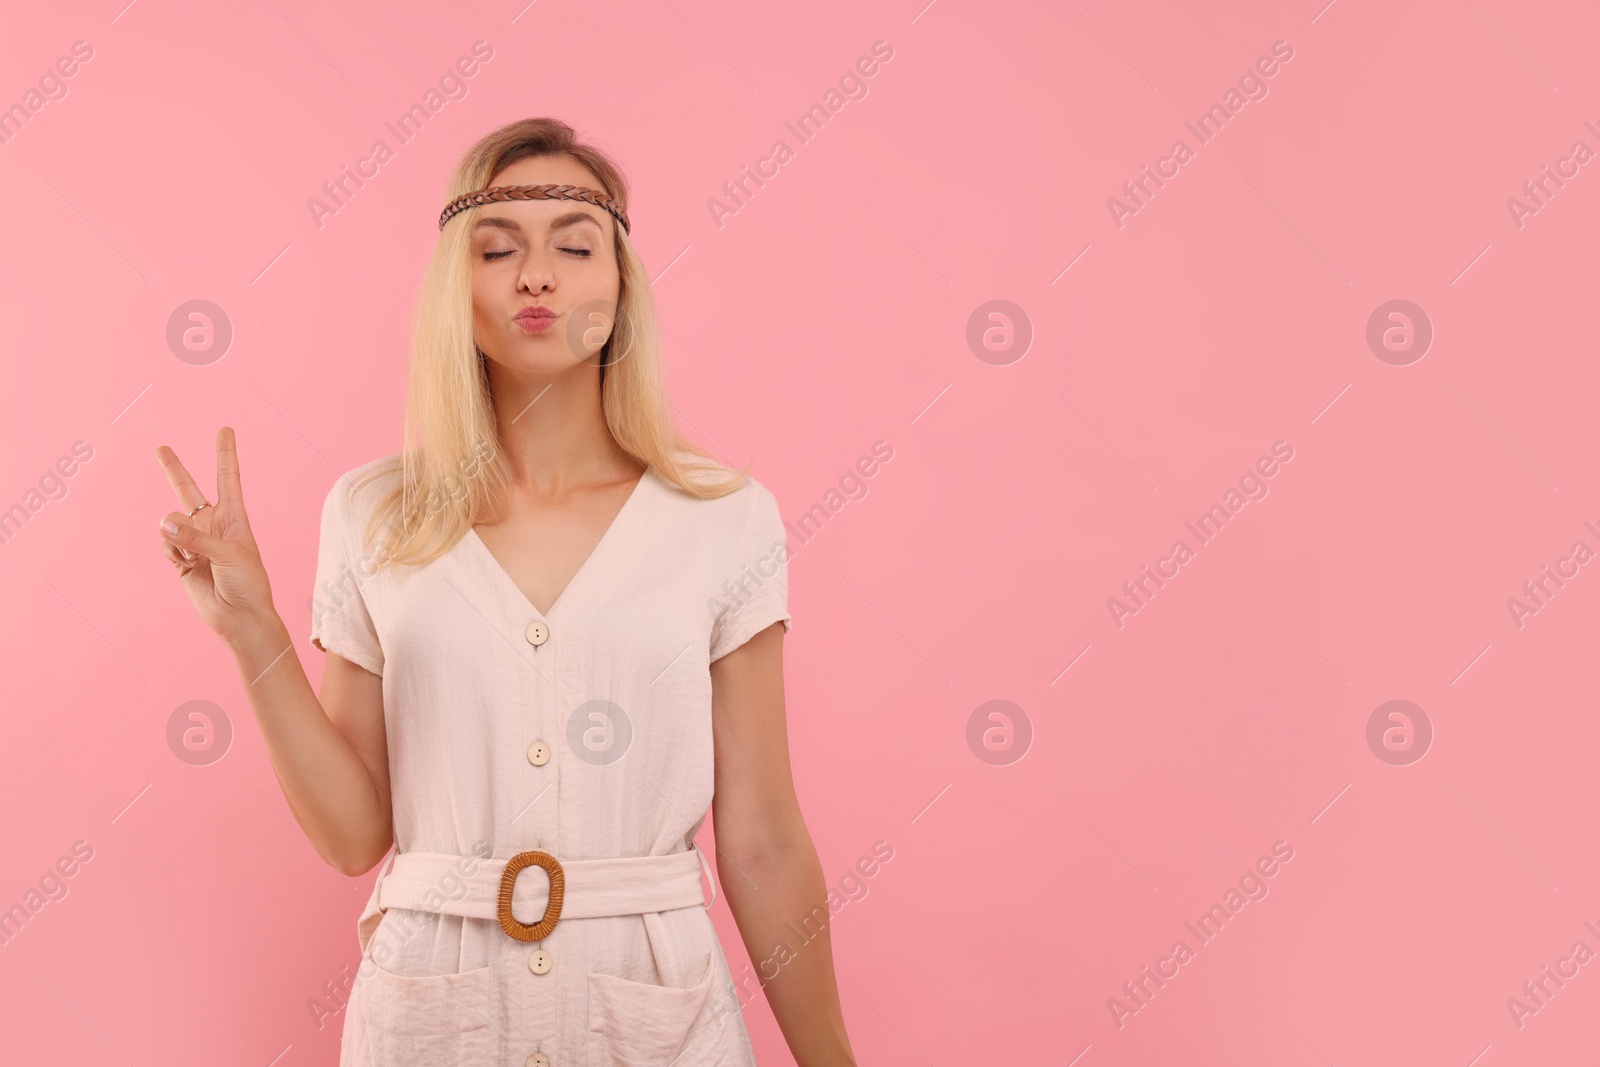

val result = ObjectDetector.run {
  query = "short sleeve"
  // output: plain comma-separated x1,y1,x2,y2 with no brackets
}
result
709,483,793,662
309,476,385,677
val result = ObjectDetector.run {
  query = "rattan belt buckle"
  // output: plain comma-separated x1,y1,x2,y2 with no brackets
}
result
497,850,565,942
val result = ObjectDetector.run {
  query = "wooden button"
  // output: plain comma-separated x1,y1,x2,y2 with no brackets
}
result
526,1053,550,1067
527,740,551,766
525,620,549,646
528,948,552,975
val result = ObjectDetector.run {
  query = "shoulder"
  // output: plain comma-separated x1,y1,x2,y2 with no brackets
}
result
659,449,776,525
320,452,401,535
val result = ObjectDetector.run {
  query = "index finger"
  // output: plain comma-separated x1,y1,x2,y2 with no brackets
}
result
216,426,242,508
154,442,209,512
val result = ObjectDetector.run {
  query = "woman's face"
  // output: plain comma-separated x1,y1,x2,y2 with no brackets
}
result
469,154,621,375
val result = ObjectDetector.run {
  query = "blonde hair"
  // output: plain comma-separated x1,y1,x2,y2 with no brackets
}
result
353,117,751,569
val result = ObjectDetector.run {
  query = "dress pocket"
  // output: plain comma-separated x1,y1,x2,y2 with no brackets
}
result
344,960,494,1066
586,952,742,1066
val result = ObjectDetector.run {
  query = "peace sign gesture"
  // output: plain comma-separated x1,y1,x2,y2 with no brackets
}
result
154,426,277,646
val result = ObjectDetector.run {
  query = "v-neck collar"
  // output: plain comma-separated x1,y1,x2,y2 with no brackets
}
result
463,465,656,622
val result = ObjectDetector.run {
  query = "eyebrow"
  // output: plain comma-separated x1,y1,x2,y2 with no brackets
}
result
472,210,604,235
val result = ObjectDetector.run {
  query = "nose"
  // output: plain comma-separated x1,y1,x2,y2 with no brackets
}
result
518,249,554,292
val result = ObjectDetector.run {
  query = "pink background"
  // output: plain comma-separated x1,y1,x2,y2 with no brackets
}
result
3,0,1599,1063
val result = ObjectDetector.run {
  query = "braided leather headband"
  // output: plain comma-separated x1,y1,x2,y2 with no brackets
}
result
438,183,630,235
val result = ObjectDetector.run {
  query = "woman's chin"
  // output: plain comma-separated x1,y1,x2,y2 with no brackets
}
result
485,348,596,376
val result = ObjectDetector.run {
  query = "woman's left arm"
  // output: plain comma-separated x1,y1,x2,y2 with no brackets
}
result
711,621,858,1067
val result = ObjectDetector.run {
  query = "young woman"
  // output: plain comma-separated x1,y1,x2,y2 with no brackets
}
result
154,118,857,1067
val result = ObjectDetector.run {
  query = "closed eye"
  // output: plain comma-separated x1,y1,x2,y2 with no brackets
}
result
482,248,592,261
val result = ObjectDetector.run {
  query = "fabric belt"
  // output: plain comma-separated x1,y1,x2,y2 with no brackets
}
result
374,847,710,926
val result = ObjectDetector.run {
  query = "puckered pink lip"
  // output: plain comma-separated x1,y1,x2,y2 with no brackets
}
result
514,312,556,333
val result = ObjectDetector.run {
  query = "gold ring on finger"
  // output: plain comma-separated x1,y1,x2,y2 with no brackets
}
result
189,500,212,518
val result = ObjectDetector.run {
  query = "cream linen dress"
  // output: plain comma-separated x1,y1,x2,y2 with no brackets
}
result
308,451,792,1067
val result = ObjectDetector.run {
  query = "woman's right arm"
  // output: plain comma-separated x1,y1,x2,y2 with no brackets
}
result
155,427,393,877
227,614,393,877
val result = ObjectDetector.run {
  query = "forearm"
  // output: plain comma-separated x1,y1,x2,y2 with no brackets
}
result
226,611,389,874
720,822,857,1067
